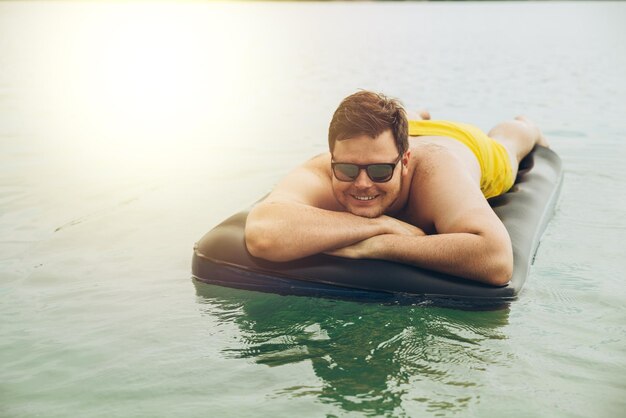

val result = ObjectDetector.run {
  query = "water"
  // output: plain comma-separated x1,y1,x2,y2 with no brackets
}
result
1,1,625,417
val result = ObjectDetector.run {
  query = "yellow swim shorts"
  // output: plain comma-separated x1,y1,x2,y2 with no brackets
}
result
408,120,514,199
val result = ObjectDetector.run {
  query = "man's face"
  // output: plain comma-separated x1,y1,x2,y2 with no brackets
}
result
331,130,408,218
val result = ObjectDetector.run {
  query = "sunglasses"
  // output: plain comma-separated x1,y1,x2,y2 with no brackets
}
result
331,154,402,183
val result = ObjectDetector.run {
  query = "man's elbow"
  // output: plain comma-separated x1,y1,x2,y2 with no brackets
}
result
244,224,292,262
483,251,513,286
245,224,272,259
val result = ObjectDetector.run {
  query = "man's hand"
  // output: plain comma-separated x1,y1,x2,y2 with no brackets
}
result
325,218,426,259
379,215,427,237
324,235,383,259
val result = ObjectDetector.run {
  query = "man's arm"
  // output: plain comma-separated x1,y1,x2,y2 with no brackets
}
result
325,213,512,285
245,155,423,262
327,149,513,285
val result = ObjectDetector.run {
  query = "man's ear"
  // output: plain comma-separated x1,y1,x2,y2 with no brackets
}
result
401,150,410,175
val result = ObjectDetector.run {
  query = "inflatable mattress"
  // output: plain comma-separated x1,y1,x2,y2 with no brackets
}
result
192,146,562,305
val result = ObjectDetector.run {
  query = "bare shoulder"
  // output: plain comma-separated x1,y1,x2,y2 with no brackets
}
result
410,142,456,176
409,143,471,191
263,153,338,209
409,143,499,234
302,152,332,177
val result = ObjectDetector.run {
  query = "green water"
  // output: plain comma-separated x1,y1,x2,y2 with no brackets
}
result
1,1,625,417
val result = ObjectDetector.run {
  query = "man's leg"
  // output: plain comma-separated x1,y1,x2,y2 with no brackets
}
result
488,116,549,178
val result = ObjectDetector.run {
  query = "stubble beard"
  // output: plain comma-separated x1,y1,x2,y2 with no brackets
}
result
335,176,403,219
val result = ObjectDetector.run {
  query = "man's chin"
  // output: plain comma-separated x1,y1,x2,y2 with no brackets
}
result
348,206,385,219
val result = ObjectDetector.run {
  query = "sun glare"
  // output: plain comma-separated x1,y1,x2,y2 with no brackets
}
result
31,1,262,184
15,2,266,184
82,4,240,144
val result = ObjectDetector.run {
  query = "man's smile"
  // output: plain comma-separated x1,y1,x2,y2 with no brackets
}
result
351,194,380,201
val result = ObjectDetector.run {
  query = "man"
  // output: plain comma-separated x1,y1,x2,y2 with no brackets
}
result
244,91,548,285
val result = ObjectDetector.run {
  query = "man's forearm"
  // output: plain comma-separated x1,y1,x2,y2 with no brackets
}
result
344,232,513,285
245,202,398,262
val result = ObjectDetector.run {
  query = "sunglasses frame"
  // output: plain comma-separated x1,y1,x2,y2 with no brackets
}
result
331,154,402,183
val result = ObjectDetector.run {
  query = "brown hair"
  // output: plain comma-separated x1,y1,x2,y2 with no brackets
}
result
328,91,408,155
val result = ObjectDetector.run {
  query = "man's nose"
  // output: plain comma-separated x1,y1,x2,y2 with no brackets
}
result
353,168,373,188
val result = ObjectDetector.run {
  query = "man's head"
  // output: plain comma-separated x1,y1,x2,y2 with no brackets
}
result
328,91,410,218
328,91,409,156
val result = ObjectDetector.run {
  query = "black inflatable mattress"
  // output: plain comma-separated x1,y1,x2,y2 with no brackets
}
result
192,146,562,305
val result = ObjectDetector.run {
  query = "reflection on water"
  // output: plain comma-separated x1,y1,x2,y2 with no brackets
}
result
195,281,510,415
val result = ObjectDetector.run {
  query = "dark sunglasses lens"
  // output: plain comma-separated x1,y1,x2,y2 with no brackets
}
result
367,164,393,182
334,164,359,181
